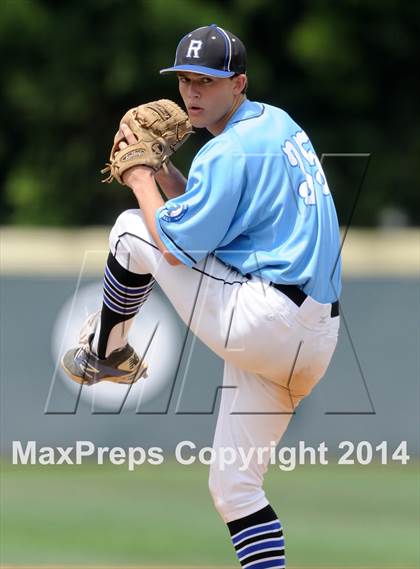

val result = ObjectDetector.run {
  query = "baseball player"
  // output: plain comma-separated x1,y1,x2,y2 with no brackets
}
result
62,24,341,568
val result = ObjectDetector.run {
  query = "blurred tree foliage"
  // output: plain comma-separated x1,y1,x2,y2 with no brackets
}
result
0,0,419,226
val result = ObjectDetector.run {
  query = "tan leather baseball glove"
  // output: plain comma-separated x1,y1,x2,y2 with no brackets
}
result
101,99,193,184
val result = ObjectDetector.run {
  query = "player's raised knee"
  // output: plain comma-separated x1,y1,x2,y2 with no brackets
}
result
109,209,146,250
114,209,143,233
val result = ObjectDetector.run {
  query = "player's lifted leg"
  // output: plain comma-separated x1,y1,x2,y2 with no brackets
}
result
61,252,153,385
61,98,191,387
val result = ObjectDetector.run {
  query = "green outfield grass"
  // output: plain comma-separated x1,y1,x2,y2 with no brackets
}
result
0,460,418,567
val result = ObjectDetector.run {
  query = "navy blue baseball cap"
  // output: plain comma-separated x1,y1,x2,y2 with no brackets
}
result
160,24,247,78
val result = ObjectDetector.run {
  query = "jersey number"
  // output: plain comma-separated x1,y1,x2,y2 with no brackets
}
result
282,131,330,205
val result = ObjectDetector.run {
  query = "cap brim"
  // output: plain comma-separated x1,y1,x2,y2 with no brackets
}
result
159,64,235,78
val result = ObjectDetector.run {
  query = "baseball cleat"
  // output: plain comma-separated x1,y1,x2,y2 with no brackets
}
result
60,312,147,386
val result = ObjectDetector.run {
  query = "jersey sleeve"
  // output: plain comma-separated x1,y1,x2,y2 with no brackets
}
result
155,137,246,266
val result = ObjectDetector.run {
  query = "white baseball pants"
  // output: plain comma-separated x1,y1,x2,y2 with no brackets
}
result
109,209,340,523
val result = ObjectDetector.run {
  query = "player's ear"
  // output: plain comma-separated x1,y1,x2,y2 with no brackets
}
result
232,74,247,95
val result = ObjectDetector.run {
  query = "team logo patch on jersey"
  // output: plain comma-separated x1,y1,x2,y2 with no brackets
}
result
161,204,189,222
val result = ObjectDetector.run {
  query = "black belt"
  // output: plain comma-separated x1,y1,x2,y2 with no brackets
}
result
271,283,339,317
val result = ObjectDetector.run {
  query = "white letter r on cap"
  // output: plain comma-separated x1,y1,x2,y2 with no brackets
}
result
186,40,202,58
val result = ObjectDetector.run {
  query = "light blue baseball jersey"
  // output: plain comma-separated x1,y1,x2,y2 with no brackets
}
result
156,99,341,303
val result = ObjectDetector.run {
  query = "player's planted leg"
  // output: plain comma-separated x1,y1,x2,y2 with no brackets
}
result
61,252,154,385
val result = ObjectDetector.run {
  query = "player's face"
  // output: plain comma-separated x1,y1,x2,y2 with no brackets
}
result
177,72,245,135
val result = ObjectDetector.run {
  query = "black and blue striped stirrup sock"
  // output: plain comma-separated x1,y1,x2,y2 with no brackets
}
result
227,505,285,568
96,252,154,359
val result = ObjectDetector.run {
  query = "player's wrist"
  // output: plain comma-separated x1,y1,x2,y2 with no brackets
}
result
122,165,154,189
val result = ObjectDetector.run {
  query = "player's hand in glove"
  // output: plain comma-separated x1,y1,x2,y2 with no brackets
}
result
101,99,193,185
